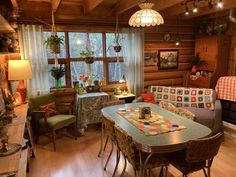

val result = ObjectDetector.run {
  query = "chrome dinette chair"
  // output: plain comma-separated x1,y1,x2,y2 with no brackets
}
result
98,100,125,177
114,126,168,177
168,132,223,177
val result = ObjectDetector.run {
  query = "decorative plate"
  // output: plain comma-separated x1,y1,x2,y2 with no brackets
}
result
164,33,171,41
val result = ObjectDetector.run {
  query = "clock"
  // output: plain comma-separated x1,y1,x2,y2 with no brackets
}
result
164,33,171,42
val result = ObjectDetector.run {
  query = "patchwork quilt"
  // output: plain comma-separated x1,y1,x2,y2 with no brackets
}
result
150,86,215,110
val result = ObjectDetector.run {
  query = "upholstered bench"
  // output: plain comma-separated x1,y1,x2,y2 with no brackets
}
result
135,86,222,134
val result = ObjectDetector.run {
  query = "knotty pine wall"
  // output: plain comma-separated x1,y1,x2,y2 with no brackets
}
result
144,20,195,88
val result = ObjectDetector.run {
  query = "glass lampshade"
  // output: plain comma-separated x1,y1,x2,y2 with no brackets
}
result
129,3,164,27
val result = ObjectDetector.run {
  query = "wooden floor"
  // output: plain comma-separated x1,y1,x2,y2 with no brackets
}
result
27,128,236,177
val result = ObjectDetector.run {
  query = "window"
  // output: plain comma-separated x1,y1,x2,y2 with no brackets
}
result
44,31,125,87
44,32,66,58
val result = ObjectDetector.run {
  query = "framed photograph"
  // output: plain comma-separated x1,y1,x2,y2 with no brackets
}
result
144,52,157,66
158,50,178,70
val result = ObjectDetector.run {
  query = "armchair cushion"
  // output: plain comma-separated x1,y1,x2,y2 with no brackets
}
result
40,102,59,118
39,114,76,131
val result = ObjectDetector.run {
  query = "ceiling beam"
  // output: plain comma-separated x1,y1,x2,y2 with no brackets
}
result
11,0,18,8
115,0,145,15
153,0,184,11
84,0,104,14
51,0,62,12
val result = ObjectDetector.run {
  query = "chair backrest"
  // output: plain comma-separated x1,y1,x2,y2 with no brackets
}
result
114,126,139,165
102,100,125,108
28,93,55,115
186,132,223,163
52,88,77,114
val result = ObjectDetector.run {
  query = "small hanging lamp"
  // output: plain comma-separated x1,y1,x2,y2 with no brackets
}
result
129,3,164,27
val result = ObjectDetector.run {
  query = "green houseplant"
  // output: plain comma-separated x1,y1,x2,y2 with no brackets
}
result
80,48,95,64
50,64,66,90
113,33,122,53
44,35,64,54
190,53,206,73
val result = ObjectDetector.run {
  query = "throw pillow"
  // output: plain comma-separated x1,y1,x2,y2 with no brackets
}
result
40,102,59,118
159,101,179,114
141,92,155,104
177,108,195,121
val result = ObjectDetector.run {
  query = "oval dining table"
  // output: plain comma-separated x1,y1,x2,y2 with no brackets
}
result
101,102,212,177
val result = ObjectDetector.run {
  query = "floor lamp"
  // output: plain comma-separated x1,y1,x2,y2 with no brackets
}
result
8,60,32,104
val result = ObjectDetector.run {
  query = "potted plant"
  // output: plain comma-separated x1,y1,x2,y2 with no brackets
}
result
190,53,206,73
50,64,66,90
80,48,95,64
113,33,122,53
44,35,64,54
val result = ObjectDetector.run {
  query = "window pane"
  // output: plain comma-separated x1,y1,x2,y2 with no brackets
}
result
106,33,124,57
48,65,66,88
44,32,66,58
108,62,125,82
69,32,103,58
70,61,104,84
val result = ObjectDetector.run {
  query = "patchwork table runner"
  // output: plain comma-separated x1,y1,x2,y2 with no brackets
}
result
116,108,186,136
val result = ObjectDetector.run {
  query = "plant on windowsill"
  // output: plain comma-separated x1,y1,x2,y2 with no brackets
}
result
44,35,64,54
50,64,66,90
80,47,95,64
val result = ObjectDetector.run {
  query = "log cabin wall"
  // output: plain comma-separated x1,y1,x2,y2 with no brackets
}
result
144,20,196,89
227,22,236,76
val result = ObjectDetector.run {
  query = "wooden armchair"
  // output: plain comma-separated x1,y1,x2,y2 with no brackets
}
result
28,90,77,151
169,132,223,177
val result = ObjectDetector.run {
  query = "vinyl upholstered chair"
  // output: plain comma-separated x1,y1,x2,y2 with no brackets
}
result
28,90,77,151
114,126,168,177
98,100,125,177
169,132,223,177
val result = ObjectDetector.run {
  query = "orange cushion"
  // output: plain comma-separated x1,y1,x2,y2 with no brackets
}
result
141,92,155,104
40,102,59,118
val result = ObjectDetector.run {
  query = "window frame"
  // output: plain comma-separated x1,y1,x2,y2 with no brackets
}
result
45,31,124,88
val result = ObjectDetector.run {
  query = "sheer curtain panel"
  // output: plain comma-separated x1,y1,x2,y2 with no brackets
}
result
123,28,144,96
18,25,50,96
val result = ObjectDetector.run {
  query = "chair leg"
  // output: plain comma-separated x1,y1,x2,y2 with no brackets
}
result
103,136,109,151
52,130,56,151
74,122,77,140
120,155,127,177
112,149,121,177
104,140,114,171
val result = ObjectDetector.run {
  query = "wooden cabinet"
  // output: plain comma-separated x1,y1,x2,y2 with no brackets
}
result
187,35,231,88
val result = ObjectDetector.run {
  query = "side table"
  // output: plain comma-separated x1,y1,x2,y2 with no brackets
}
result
113,93,135,103
76,92,108,135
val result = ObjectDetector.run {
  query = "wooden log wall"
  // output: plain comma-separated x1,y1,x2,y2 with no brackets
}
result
144,20,195,88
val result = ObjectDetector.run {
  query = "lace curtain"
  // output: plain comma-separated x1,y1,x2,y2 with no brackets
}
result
123,28,144,96
18,25,50,96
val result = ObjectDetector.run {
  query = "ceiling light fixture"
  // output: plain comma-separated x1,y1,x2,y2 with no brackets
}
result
185,4,189,15
128,3,164,27
217,0,223,8
193,1,198,13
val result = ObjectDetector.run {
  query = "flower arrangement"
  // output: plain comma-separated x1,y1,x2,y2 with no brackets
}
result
44,35,64,54
50,64,66,80
79,74,89,86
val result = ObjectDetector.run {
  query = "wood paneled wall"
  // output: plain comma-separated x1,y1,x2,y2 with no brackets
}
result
144,20,195,88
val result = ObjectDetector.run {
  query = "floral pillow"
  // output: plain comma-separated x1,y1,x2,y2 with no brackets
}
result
40,102,59,118
177,108,195,121
159,101,179,114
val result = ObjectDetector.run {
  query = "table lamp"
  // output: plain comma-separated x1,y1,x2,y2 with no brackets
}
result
8,60,32,104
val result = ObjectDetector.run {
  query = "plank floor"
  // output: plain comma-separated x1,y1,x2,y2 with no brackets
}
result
27,128,236,177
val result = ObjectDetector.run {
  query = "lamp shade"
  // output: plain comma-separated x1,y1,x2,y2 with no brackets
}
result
8,60,32,80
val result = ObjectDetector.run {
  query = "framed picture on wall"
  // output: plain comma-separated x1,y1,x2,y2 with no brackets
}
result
144,52,157,66
158,50,178,70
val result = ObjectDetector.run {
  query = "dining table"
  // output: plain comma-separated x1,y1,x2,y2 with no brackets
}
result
101,102,212,177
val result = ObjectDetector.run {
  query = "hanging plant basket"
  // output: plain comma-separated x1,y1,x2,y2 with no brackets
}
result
113,45,122,53
50,44,61,54
85,57,94,64
44,35,64,54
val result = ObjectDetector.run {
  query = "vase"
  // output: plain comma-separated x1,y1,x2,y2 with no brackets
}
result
55,78,62,90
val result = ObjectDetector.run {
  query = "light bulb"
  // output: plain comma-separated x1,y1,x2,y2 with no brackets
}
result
175,41,180,46
193,7,198,13
217,1,223,8
185,11,189,15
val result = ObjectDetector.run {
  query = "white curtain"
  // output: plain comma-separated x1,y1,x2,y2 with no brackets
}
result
18,25,50,96
123,28,144,96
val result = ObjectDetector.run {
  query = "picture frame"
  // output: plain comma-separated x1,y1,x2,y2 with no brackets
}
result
158,50,179,70
144,52,157,66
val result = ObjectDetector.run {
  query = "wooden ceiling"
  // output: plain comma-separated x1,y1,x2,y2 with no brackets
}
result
3,0,236,26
